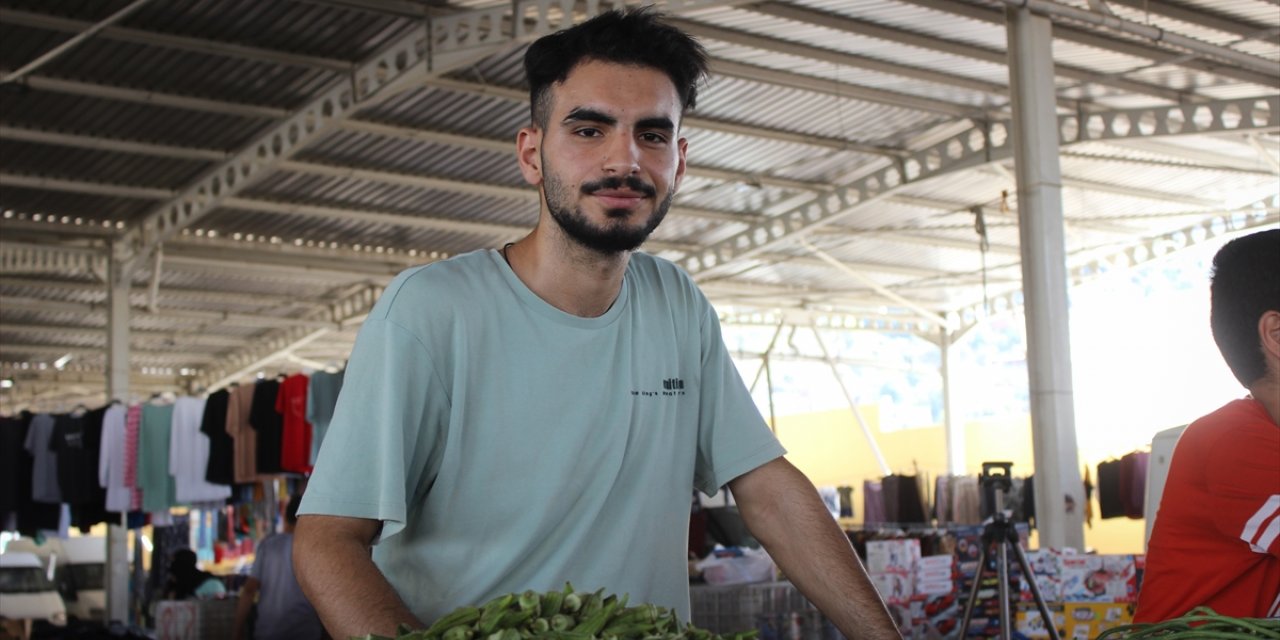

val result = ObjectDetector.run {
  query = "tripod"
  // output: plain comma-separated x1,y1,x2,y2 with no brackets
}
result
957,462,1061,640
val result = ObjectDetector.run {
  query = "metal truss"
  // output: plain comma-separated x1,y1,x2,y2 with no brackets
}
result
0,240,105,277
195,283,384,390
944,204,1280,333
113,0,747,274
682,94,1280,280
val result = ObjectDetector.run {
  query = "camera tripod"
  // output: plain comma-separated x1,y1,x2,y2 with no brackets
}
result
957,462,1061,640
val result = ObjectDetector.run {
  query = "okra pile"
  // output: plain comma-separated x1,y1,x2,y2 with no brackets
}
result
354,583,758,640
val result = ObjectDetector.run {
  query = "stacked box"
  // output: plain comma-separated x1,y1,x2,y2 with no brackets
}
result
1014,603,1065,639
917,554,955,596
1018,549,1063,603
866,539,921,637
907,592,961,640
1062,602,1133,640
1059,555,1138,603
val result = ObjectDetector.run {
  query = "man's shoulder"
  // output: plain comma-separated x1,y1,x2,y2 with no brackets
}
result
627,251,705,304
1186,398,1273,435
371,250,500,320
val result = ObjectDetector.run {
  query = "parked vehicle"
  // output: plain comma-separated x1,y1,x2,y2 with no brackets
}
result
0,551,68,629
3,535,107,622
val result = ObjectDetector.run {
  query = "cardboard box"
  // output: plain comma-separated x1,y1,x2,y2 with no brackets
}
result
1063,602,1133,639
1015,603,1066,639
870,572,914,603
1059,555,1138,603
866,538,921,575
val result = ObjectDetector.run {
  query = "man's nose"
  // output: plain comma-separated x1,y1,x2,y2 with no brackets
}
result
602,133,641,175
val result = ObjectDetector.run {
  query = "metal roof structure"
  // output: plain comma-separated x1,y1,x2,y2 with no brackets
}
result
1,0,1277,411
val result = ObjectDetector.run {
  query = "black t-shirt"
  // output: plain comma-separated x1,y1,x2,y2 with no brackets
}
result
249,379,284,474
2,412,61,536
201,389,234,485
0,415,28,515
52,411,93,504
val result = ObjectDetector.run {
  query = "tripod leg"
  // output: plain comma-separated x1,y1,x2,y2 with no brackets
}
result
996,543,1011,640
957,542,989,639
1011,544,1062,640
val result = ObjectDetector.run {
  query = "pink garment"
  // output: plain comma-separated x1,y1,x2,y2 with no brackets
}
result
124,404,143,510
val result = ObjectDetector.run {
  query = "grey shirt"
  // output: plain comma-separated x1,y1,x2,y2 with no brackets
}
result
250,532,323,640
24,413,60,504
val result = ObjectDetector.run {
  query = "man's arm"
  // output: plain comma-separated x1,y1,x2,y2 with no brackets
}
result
729,457,902,640
293,514,422,639
231,576,259,640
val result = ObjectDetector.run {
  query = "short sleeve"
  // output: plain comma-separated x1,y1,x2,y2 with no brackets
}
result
692,298,786,496
1206,426,1280,557
298,318,450,542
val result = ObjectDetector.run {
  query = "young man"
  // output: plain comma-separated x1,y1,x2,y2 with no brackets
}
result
294,10,900,640
233,493,323,640
1134,229,1280,621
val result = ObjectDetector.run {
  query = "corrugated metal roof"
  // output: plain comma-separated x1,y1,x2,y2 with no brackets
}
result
0,0,1276,407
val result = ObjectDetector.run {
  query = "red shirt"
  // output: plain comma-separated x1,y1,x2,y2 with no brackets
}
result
1135,398,1280,621
276,374,313,474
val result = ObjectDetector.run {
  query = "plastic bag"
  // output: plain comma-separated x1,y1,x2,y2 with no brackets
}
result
695,545,776,586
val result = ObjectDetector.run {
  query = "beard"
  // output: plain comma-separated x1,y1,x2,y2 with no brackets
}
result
542,156,674,255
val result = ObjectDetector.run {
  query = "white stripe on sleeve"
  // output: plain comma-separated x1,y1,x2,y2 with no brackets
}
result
1241,494,1280,553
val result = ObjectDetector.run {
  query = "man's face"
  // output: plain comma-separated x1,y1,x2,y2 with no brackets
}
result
517,59,688,255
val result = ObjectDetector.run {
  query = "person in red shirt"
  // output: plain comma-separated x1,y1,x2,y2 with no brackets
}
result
1135,229,1280,621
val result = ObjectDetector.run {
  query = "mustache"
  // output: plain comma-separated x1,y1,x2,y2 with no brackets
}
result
580,176,657,198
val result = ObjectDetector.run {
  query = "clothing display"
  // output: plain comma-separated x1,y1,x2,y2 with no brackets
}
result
226,382,258,484
277,373,312,474
305,368,344,466
1135,398,1280,621
1096,459,1126,519
200,389,234,485
169,396,232,505
139,403,178,514
300,250,787,625
24,413,60,504
250,379,284,475
99,404,137,513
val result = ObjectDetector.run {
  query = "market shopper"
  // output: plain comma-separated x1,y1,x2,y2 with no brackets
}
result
233,493,324,640
1134,228,1280,621
294,8,900,640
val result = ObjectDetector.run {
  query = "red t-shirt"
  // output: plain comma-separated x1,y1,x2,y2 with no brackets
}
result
276,373,313,474
1135,397,1280,621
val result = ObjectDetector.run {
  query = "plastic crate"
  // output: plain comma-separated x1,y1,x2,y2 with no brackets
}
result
690,581,842,639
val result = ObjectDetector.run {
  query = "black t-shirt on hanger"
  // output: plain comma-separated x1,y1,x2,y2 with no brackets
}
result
201,389,234,484
249,379,284,474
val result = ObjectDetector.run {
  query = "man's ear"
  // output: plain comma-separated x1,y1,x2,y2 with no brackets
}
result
673,136,688,194
1260,310,1280,361
516,126,543,186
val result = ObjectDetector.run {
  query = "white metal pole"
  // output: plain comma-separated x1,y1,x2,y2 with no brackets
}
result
105,245,132,623
1006,6,1086,552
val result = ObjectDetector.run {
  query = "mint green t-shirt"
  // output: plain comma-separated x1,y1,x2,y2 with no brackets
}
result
300,250,785,624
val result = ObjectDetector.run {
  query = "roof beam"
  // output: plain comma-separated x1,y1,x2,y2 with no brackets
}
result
683,94,1280,280
0,8,354,72
746,2,1216,101
1104,0,1280,45
0,294,340,330
113,0,758,277
668,18,1007,97
897,0,1279,89
0,323,252,349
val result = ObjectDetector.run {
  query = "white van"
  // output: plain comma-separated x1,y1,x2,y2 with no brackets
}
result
0,551,68,629
59,536,107,622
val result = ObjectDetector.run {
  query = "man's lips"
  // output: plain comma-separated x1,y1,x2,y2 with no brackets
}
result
591,190,647,208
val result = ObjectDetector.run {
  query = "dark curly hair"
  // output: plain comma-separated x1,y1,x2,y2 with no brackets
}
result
523,7,709,128
1210,228,1280,387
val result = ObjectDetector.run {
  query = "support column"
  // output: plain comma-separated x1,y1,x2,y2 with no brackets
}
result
1006,6,1086,551
940,328,964,476
105,245,132,623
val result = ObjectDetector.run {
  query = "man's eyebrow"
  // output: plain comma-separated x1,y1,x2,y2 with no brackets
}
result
636,116,676,132
563,107,616,126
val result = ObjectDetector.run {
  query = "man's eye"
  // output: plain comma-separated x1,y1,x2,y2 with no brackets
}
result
574,128,602,137
640,133,668,144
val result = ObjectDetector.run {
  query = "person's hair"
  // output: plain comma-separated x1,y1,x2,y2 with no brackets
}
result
1210,228,1280,387
285,492,302,526
523,7,708,128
